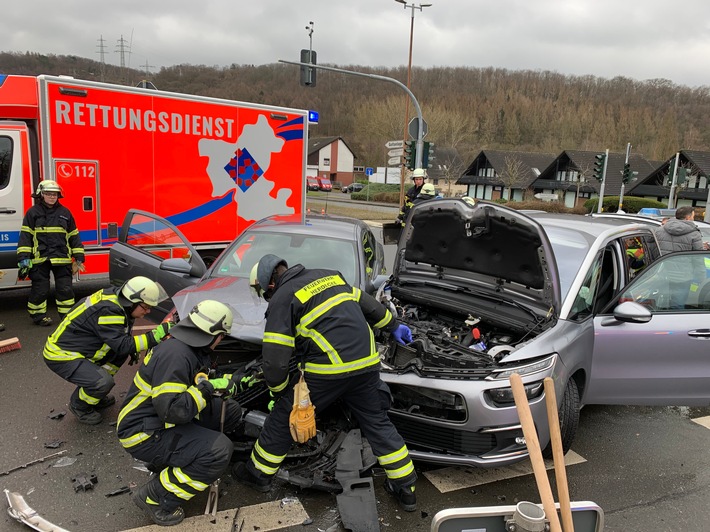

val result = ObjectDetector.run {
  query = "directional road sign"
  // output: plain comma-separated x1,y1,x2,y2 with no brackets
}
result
385,140,404,149
534,193,558,200
388,157,402,166
388,148,404,157
365,167,374,176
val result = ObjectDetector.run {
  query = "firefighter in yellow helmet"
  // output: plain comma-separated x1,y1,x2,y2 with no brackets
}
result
234,254,419,512
43,276,171,425
17,180,85,326
118,300,250,527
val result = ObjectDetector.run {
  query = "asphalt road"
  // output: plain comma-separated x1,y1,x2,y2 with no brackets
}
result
4,229,710,531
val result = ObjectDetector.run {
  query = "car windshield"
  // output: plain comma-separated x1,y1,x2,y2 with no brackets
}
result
542,225,594,300
211,230,359,286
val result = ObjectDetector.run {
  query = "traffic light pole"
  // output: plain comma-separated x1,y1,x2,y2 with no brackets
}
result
618,143,631,212
667,152,680,208
278,60,426,206
596,148,609,213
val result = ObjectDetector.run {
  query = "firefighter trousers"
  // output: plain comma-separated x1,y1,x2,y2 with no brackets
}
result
45,357,117,409
28,262,75,320
248,370,417,489
127,398,240,511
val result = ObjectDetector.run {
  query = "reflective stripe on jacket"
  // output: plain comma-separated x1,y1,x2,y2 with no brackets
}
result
116,337,210,448
17,201,84,265
262,265,399,393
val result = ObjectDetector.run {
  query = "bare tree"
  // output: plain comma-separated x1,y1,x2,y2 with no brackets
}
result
498,156,527,201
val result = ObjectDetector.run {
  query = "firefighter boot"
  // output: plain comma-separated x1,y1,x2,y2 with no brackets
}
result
232,462,272,493
384,480,417,512
133,478,185,527
95,395,116,409
69,401,102,425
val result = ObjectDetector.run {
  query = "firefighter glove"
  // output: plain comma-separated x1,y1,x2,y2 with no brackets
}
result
19,259,32,269
128,351,140,366
72,260,86,274
18,259,32,279
289,373,316,443
198,377,238,399
392,324,413,345
151,322,172,342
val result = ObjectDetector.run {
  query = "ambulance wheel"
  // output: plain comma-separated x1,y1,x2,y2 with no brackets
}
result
199,252,220,268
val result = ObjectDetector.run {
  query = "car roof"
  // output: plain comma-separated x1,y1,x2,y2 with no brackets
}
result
246,213,368,240
525,212,652,238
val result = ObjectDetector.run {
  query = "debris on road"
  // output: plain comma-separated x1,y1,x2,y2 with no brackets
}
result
0,450,67,477
48,410,66,420
72,473,98,492
105,485,131,497
5,489,71,532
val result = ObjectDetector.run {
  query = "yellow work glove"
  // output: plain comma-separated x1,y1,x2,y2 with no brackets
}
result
71,261,86,274
289,372,316,443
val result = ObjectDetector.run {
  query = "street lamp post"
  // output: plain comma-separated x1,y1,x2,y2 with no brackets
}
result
394,0,432,206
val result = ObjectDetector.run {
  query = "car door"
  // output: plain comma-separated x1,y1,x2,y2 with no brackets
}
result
109,209,206,319
586,251,710,405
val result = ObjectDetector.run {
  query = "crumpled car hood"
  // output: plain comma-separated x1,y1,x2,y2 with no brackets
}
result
171,276,267,344
396,200,560,312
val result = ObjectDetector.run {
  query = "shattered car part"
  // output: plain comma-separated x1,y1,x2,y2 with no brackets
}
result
105,486,131,497
0,450,67,477
335,429,379,532
72,473,98,492
5,489,71,532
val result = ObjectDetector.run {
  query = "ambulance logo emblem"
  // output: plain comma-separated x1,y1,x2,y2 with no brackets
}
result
224,147,264,192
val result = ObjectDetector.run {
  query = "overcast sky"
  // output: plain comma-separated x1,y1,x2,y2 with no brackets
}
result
4,0,709,88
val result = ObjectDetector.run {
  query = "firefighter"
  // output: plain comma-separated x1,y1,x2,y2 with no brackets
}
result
17,180,85,326
118,300,245,527
233,254,419,512
397,168,426,226
43,276,171,425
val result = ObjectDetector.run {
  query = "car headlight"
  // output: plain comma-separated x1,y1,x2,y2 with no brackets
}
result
487,354,557,381
486,381,544,407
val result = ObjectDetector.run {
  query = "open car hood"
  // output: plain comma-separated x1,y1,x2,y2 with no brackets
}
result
395,200,560,313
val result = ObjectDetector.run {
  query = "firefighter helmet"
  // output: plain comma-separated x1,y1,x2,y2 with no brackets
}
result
35,180,63,198
250,254,288,299
119,276,167,307
412,168,426,179
420,183,436,196
170,300,233,347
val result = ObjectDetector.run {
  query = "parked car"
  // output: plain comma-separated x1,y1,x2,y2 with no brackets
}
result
342,183,365,194
591,212,710,247
306,177,320,191
317,177,332,191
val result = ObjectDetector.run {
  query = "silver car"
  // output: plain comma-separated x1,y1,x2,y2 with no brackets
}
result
379,200,710,467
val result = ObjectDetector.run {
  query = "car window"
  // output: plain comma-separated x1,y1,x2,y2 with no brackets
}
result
361,230,376,279
544,226,592,299
123,213,193,262
214,232,358,286
569,244,621,321
618,252,710,311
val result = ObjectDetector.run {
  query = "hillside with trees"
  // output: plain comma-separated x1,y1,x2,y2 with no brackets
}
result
3,51,709,167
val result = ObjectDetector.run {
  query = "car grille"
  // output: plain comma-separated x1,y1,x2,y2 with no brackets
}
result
391,416,496,455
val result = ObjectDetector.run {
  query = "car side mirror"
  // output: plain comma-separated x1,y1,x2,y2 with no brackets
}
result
160,258,197,276
601,301,652,326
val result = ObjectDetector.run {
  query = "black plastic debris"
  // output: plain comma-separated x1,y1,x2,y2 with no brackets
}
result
105,486,131,497
44,440,63,449
72,473,98,492
48,410,66,420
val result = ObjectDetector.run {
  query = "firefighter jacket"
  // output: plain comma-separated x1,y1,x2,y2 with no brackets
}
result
17,200,84,265
43,287,159,374
116,337,213,449
397,183,423,224
262,265,400,395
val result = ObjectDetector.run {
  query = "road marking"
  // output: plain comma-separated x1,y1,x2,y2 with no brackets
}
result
121,499,309,531
423,451,586,493
691,415,710,429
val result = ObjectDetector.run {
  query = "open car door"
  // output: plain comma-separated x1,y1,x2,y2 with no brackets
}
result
109,209,207,321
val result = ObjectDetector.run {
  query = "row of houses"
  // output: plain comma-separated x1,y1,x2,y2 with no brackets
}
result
306,136,710,210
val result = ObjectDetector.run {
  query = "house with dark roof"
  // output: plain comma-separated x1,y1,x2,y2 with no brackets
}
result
456,150,556,201
629,150,710,209
531,150,658,207
426,146,467,196
308,136,356,187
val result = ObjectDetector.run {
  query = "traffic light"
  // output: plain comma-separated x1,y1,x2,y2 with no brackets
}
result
621,163,631,184
422,141,435,168
593,153,606,182
404,140,416,170
666,159,676,186
300,49,317,87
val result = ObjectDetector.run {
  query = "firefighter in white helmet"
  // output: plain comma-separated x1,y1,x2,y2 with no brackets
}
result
43,276,171,425
118,300,251,527
397,168,427,225
17,180,85,326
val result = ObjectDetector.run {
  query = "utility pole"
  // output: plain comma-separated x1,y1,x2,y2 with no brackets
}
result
142,60,155,77
116,35,130,82
96,35,107,81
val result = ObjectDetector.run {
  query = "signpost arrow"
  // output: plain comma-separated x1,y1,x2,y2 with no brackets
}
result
388,157,402,165
534,193,558,200
385,140,404,149
388,148,404,157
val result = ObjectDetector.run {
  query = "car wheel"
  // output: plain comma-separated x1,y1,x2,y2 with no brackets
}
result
542,378,579,459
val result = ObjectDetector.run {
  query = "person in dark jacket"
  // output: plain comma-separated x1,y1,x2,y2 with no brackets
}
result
118,300,244,527
44,276,171,425
17,180,84,326
653,206,703,254
397,168,426,225
233,254,419,512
